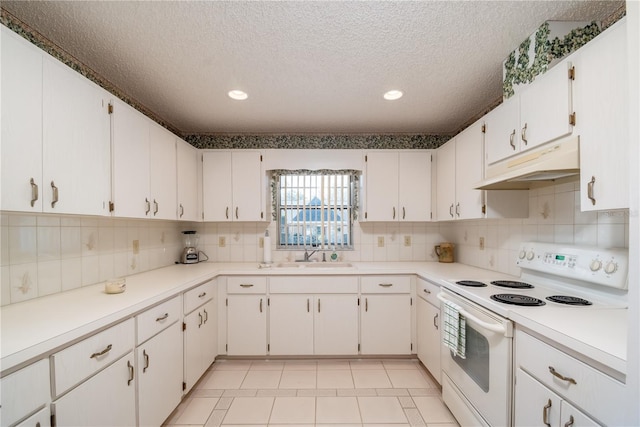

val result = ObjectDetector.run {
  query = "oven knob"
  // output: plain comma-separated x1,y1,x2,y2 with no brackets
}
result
590,259,602,272
604,262,618,274
526,251,535,261
519,250,526,260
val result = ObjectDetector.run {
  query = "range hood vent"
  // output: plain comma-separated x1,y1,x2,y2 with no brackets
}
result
475,136,580,190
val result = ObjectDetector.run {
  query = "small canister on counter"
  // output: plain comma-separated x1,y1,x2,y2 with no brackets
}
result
435,243,454,263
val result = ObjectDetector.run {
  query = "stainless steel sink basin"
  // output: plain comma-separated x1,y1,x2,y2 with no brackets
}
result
273,262,354,269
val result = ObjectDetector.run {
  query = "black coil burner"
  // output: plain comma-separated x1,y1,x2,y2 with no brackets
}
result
491,280,534,289
546,295,593,306
491,293,546,306
455,280,488,287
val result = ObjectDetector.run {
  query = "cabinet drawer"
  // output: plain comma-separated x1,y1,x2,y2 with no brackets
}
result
184,280,215,314
417,277,440,306
516,330,625,425
0,359,50,427
361,276,411,293
137,295,181,345
227,276,267,294
51,318,134,398
270,276,358,294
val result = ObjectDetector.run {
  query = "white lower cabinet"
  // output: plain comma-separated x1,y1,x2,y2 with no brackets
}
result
52,352,136,427
226,295,268,355
269,294,314,355
0,359,50,427
416,278,441,384
314,294,359,355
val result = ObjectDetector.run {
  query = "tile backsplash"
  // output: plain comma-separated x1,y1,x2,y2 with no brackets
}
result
0,181,629,306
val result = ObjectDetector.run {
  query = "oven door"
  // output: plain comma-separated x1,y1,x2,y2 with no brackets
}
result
438,289,513,427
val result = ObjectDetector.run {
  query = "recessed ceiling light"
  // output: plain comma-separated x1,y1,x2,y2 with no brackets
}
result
228,90,248,100
383,90,403,101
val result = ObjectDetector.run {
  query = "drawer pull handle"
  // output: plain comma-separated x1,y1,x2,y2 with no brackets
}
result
318,299,321,313
521,122,528,145
225,206,229,219
564,415,575,427
235,207,239,219
143,349,150,373
127,360,134,386
543,399,552,427
307,298,310,313
30,178,39,207
402,207,406,219
259,298,263,313
587,176,596,205
90,344,113,359
434,313,439,330
423,289,431,294
156,313,169,322
392,207,396,220
153,199,159,216
203,309,208,323
145,198,151,215
365,298,368,312
548,366,577,385
509,129,516,150
198,312,203,327
378,283,393,287
50,181,59,208
449,204,454,218
240,284,254,288
198,292,207,298
179,203,184,218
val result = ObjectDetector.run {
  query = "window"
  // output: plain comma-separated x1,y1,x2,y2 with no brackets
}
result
272,170,358,249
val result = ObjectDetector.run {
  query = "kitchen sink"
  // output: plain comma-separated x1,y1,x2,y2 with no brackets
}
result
274,262,354,269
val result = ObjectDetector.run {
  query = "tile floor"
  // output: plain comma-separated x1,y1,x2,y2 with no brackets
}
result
163,358,459,427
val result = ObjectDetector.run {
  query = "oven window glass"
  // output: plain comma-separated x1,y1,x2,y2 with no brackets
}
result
451,323,490,392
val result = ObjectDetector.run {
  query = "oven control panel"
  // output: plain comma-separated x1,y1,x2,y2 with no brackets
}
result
517,242,628,290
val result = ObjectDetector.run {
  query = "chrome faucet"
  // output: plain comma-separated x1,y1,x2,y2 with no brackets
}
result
304,250,317,262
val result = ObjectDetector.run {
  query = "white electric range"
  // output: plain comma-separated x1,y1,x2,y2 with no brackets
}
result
436,242,628,427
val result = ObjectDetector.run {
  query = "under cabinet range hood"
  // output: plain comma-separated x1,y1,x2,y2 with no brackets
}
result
475,136,580,190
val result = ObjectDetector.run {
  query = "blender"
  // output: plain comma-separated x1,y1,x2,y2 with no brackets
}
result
181,231,200,264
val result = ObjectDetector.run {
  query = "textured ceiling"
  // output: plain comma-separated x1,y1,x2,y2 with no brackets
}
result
1,1,624,135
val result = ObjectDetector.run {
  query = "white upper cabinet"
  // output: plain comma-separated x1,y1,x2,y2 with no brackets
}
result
1,27,43,212
176,139,200,221
572,18,628,211
364,151,431,221
112,99,177,219
1,27,111,215
202,151,265,221
485,61,574,166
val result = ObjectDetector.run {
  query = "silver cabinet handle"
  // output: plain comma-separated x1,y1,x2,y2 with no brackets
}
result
145,198,151,215
127,360,134,386
153,199,159,216
240,283,254,288
203,309,208,323
509,129,516,150
402,207,406,219
449,204,454,218
521,122,528,145
143,349,150,373
156,313,169,322
548,366,577,385
564,415,575,427
455,203,460,217
423,289,431,294
90,344,112,359
307,298,310,312
392,207,396,219
30,178,38,207
235,207,239,219
259,298,263,313
50,181,59,208
434,313,439,330
543,399,552,427
198,292,207,298
179,203,184,218
378,283,393,287
587,176,596,206
198,312,203,327
365,298,368,312
225,206,229,219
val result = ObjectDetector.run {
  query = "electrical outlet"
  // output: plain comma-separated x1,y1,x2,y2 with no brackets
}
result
219,236,226,247
259,237,264,248
479,237,485,250
377,236,385,247
132,239,139,254
404,236,411,247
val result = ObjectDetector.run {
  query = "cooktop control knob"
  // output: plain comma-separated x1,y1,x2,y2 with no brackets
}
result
526,251,535,261
604,261,618,274
519,250,526,260
590,259,602,272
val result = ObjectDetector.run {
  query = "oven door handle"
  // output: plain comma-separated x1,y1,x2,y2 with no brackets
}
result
437,293,507,335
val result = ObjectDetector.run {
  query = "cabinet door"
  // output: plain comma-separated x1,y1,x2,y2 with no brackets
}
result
112,99,151,218
1,27,43,212
365,152,399,221
398,152,431,221
417,297,441,384
435,141,456,220
519,60,573,151
573,20,628,211
201,299,218,373
484,96,520,165
177,139,200,221
138,322,183,427
514,369,561,427
560,400,601,427
360,295,411,355
314,295,359,355
269,295,314,355
52,353,136,427
227,295,267,355
184,299,217,393
455,121,484,220
42,56,111,216
149,124,177,220
202,151,233,221
231,151,264,221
